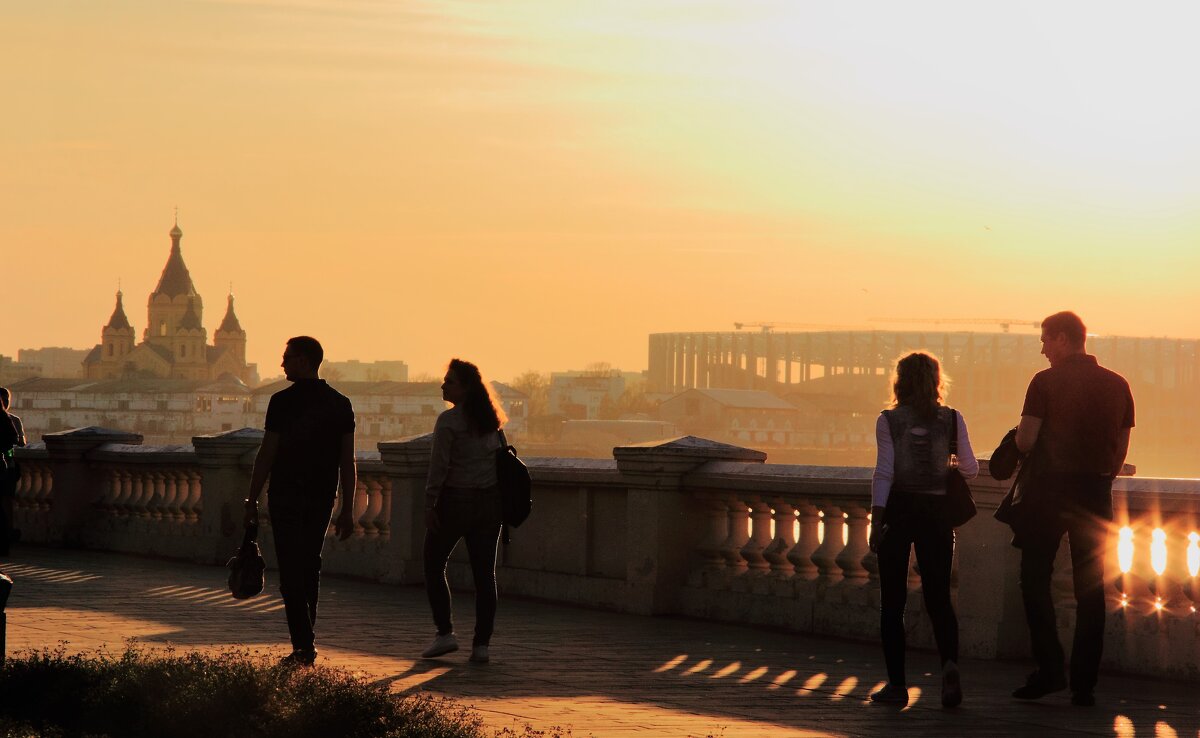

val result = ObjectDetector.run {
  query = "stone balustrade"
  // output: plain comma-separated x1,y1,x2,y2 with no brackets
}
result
10,427,1200,680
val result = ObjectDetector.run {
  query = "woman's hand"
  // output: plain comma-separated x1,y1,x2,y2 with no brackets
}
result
869,523,886,553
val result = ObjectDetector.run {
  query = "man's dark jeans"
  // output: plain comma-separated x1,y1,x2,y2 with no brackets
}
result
1018,474,1112,693
877,494,959,686
269,493,335,652
424,487,502,647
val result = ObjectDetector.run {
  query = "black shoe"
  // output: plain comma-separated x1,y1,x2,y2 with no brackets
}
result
869,684,909,705
941,661,963,708
1071,691,1095,707
1012,670,1067,700
280,648,317,667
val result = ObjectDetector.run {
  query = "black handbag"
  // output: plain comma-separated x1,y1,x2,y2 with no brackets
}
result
227,523,266,600
496,429,532,535
945,409,977,528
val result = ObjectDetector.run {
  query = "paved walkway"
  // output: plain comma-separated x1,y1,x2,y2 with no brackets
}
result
2,546,1197,738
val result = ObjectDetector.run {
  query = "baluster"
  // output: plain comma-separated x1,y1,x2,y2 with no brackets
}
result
148,471,167,521
787,501,820,580
376,478,392,537
36,463,55,512
762,500,796,577
835,504,871,581
695,495,730,571
1183,527,1200,611
1150,521,1188,611
719,498,750,573
359,477,384,537
185,470,203,522
739,498,773,574
810,502,845,582
861,509,880,581
164,469,187,522
1115,518,1153,607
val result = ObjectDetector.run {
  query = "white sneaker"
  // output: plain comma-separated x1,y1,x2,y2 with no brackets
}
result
421,633,459,658
469,645,489,663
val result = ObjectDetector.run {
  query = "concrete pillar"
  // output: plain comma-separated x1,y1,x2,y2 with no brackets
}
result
378,433,435,584
613,436,766,615
193,428,263,565
42,427,143,546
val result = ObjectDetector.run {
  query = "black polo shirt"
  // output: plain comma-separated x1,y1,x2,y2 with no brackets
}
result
1021,354,1134,476
265,379,355,499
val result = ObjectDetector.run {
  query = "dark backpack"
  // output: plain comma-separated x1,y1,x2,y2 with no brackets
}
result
227,524,266,599
496,430,532,534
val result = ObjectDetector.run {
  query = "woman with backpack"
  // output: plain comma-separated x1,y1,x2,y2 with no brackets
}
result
420,358,507,664
868,352,978,707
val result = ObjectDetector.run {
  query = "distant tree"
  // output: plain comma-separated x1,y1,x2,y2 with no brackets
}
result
509,370,550,417
599,379,656,419
322,366,344,381
583,361,619,377
409,372,439,383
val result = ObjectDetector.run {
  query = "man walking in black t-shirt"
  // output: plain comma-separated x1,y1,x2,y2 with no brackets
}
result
1011,311,1134,707
245,336,356,665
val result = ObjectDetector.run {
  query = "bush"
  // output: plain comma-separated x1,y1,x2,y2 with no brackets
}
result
0,645,504,738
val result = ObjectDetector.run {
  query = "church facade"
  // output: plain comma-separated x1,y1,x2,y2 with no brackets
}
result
83,220,258,384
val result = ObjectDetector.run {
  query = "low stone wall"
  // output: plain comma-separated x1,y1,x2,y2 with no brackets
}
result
13,426,1200,680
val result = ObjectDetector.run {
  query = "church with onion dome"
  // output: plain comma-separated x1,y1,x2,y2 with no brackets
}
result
83,219,258,384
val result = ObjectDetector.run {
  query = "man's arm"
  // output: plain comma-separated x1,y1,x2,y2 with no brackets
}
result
1113,427,1131,477
334,432,357,540
244,431,281,526
1015,415,1042,454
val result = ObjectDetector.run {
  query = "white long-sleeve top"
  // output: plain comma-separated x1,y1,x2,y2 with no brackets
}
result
870,411,979,508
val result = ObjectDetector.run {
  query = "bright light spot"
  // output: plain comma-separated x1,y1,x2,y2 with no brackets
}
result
900,687,921,711
1188,532,1200,578
1120,595,1129,608
683,659,712,675
1190,606,1196,614
1151,528,1168,576
653,654,688,673
831,676,858,701
817,520,825,545
1118,527,1134,574
1154,598,1164,611
739,666,769,683
1154,720,1179,738
1113,715,1134,738
800,673,827,692
842,520,849,547
711,661,741,679
768,669,796,690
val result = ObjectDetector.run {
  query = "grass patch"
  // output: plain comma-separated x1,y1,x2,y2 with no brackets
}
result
0,645,570,738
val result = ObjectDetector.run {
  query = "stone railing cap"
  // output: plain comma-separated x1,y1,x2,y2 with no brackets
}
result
613,435,767,462
43,426,142,441
378,432,435,450
193,427,265,443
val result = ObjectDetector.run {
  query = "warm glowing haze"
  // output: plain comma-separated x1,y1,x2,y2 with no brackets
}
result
5,1,1200,379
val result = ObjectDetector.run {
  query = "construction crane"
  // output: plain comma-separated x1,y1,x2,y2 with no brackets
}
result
868,317,1041,333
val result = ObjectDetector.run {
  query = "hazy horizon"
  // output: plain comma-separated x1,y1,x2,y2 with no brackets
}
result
6,1,1200,381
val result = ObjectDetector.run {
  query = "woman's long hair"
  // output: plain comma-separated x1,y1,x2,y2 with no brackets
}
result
448,358,507,434
888,351,948,420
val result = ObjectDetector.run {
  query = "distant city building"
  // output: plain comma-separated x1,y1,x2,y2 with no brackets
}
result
16,347,89,378
549,371,628,420
82,219,258,384
322,359,409,382
658,388,825,446
7,375,528,449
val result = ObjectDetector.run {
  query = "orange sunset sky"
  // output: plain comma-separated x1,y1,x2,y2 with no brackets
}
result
4,1,1199,381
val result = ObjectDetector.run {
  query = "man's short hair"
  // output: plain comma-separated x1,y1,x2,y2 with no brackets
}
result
286,336,324,367
1041,311,1086,348
0,387,9,410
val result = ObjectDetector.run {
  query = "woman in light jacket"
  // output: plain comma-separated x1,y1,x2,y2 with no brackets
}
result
868,352,978,707
420,358,506,664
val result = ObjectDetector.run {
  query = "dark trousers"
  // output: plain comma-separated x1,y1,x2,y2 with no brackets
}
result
1019,475,1111,693
269,494,335,652
424,487,502,647
877,496,959,686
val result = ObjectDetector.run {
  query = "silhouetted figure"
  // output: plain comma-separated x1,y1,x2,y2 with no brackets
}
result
245,336,356,665
1011,312,1133,707
421,358,507,664
0,387,25,557
869,352,978,707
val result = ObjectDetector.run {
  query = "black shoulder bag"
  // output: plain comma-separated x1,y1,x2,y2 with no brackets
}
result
496,429,532,543
945,409,978,528
227,523,266,600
